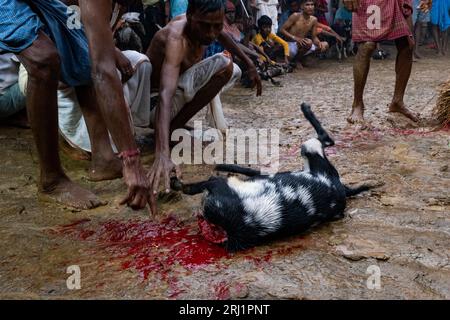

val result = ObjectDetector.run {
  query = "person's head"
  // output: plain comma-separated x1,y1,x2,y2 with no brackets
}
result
301,0,315,16
225,1,236,23
289,0,301,13
186,0,225,45
257,15,273,38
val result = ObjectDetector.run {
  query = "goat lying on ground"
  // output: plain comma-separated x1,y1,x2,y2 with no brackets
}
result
171,103,372,251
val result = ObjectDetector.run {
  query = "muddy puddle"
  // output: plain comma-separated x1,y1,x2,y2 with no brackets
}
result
0,47,449,299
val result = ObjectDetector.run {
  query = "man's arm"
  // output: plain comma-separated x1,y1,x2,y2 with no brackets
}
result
79,0,150,210
218,31,262,96
155,35,184,158
146,33,183,214
280,14,300,42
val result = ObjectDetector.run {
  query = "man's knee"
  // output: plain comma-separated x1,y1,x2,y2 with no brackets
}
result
216,60,234,83
22,46,61,81
362,42,377,51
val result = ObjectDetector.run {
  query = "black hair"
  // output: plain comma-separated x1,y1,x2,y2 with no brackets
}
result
187,0,225,15
257,15,273,29
301,0,314,5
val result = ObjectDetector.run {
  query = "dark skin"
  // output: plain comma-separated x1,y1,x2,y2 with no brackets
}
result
146,9,262,215
281,2,329,55
78,0,151,210
17,32,105,209
344,0,419,124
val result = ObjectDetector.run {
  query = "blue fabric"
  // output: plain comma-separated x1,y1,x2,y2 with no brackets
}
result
204,41,224,59
0,0,92,87
431,0,450,31
0,0,43,53
170,0,188,19
334,7,353,22
0,83,26,118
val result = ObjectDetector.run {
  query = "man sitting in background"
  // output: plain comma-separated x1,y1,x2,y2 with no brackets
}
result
281,0,329,63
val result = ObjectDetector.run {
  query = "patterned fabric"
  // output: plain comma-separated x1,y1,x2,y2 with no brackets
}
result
0,0,92,87
431,0,450,31
352,0,413,42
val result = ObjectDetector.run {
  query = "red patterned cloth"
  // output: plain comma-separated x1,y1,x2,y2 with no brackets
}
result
352,0,413,42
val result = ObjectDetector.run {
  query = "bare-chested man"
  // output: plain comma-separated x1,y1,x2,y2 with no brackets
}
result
146,0,262,214
0,0,150,210
344,0,419,124
280,0,329,61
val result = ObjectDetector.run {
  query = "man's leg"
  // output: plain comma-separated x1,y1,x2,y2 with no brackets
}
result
432,24,444,55
75,85,122,181
347,41,376,124
388,37,419,122
170,61,234,132
17,32,104,209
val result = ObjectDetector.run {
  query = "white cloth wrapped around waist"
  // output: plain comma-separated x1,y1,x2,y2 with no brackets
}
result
149,52,242,131
18,50,152,153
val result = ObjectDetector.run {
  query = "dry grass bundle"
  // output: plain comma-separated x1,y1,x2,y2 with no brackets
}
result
434,80,450,128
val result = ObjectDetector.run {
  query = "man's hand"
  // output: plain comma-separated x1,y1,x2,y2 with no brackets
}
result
247,65,262,96
343,0,360,12
147,153,182,215
115,49,134,83
119,156,151,210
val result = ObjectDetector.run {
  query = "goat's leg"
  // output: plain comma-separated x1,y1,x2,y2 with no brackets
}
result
301,103,335,147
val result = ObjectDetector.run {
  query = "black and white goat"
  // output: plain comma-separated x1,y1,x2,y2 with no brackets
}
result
171,103,372,251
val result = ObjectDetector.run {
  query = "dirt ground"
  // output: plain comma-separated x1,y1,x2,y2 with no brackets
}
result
0,46,449,300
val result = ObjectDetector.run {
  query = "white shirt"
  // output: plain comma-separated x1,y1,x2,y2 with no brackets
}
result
0,53,20,95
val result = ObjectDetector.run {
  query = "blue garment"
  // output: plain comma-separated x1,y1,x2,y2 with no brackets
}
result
278,10,293,33
0,83,26,118
170,0,188,19
334,7,352,22
204,41,224,59
431,0,450,31
0,0,91,87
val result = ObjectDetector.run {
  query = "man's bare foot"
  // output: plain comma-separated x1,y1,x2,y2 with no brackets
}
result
39,177,106,210
388,101,420,122
347,104,366,124
88,158,123,182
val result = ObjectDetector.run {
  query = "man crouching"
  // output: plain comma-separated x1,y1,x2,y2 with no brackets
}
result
146,0,262,214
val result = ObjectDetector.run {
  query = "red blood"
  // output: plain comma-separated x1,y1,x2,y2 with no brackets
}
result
197,216,228,244
54,216,230,280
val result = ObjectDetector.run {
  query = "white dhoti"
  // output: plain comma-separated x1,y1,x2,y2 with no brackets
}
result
149,53,242,132
18,50,152,153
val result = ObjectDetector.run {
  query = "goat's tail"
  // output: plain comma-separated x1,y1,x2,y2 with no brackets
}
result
215,164,261,177
344,185,373,197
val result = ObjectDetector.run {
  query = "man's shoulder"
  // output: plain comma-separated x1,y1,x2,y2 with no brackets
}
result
155,20,186,44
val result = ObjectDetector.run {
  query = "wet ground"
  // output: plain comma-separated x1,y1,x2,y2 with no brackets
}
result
0,46,449,299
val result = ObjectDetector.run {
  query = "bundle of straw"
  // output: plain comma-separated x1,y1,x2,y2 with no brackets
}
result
434,79,450,128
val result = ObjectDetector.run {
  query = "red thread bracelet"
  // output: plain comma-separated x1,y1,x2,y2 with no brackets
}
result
118,148,141,160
